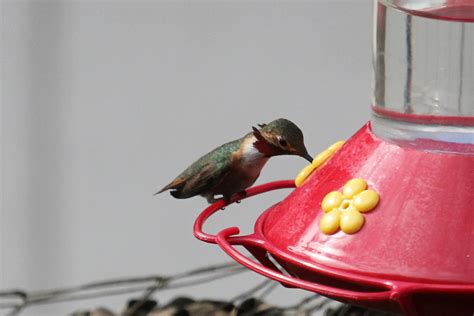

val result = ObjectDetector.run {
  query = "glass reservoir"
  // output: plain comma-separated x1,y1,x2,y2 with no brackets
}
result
371,0,474,150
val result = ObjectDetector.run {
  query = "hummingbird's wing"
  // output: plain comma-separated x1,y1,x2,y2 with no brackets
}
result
156,139,240,199
176,162,231,199
155,163,230,199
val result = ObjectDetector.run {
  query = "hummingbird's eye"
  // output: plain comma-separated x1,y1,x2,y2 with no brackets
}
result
278,138,288,147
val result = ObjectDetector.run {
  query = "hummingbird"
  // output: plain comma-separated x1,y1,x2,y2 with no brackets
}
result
156,118,312,204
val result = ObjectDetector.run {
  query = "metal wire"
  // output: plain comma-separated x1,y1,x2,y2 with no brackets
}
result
0,261,338,315
0,262,244,315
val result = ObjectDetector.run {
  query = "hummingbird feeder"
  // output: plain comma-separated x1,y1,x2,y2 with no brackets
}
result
194,1,474,315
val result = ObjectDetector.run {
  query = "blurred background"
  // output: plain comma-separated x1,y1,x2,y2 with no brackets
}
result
1,0,372,315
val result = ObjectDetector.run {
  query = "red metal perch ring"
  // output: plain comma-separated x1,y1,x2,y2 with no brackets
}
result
193,180,295,244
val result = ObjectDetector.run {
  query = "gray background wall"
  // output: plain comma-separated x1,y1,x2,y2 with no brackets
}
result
1,1,372,315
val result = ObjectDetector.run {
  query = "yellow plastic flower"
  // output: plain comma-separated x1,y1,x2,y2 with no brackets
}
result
295,140,345,187
320,178,379,235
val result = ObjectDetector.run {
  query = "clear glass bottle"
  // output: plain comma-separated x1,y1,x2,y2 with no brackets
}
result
371,0,474,152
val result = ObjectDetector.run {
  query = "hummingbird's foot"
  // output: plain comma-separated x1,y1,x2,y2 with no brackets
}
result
207,194,229,210
222,195,231,204
231,191,247,204
205,194,219,204
237,190,248,199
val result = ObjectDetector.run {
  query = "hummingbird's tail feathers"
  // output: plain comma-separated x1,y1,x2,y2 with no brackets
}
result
154,177,186,196
153,188,166,195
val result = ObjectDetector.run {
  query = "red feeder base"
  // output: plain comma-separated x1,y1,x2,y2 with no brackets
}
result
194,123,474,316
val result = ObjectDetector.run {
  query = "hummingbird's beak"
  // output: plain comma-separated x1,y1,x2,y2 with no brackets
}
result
303,153,313,163
293,146,313,163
